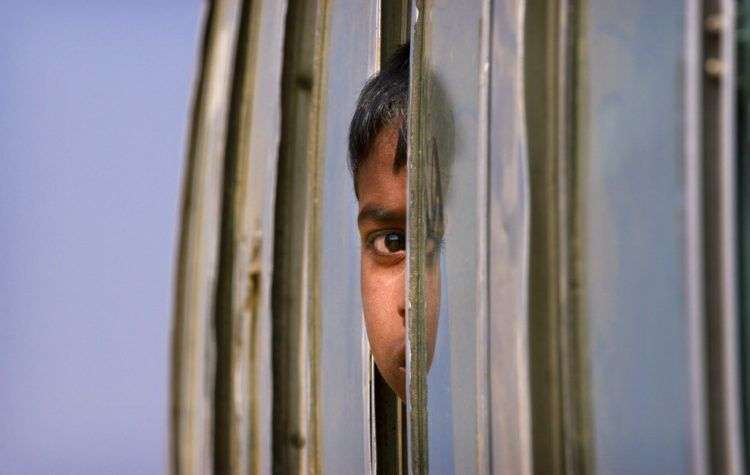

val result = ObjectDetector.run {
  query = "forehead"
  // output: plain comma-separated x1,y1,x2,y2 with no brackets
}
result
356,127,406,212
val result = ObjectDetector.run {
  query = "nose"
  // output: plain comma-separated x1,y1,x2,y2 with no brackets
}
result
396,266,405,322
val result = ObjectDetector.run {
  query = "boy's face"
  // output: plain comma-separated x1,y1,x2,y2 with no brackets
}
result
356,125,439,400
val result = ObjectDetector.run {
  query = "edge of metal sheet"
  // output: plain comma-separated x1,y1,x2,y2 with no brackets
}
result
406,0,430,471
684,0,710,473
476,0,492,472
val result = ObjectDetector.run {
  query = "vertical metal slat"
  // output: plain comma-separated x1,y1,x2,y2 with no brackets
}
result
703,0,745,472
406,0,429,472
171,1,243,473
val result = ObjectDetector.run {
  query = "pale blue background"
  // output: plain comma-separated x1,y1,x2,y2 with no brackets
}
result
0,1,202,473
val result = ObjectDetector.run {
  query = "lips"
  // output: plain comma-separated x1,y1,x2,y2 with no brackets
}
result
397,346,406,370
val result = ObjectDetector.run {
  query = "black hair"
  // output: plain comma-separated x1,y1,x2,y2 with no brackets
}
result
348,43,409,195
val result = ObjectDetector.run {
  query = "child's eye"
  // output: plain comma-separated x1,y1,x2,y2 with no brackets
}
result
370,230,406,256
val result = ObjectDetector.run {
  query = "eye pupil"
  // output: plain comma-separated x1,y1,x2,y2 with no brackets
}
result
385,233,404,253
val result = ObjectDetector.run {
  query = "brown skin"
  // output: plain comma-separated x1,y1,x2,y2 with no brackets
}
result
357,125,439,400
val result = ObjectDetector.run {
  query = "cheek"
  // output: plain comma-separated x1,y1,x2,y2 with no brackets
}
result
360,259,404,351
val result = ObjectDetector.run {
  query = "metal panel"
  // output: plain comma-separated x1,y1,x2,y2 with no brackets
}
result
407,0,533,472
170,2,242,473
407,0,491,473
577,0,707,472
406,0,533,471
487,0,533,473
318,1,379,472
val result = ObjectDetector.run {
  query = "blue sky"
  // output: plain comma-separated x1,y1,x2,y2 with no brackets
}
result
0,2,201,472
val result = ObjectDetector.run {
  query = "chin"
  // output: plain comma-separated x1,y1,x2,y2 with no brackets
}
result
378,365,406,401
391,366,406,401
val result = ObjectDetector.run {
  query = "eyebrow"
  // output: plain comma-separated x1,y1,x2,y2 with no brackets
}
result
357,205,405,226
